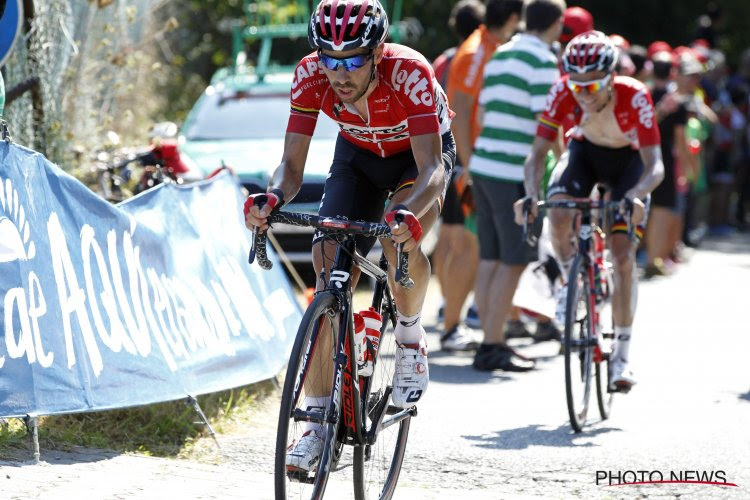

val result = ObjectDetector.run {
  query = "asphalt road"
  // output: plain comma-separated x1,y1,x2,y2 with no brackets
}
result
2,232,750,499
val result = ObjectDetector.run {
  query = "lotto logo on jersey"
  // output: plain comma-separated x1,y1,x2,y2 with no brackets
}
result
631,89,654,129
390,60,434,107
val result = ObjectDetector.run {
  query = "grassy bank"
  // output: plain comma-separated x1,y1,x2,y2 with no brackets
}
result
0,378,278,459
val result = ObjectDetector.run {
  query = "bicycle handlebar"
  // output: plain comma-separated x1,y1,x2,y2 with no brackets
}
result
521,198,635,245
247,208,414,289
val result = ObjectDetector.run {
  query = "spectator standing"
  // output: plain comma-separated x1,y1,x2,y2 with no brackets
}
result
431,0,485,351
644,49,697,278
628,44,650,83
440,0,523,350
559,6,593,47
470,0,565,371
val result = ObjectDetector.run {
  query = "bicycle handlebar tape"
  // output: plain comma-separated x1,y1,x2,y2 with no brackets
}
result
395,243,414,289
253,231,273,270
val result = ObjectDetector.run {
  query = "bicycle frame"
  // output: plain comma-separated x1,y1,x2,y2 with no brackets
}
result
290,238,415,456
574,207,606,358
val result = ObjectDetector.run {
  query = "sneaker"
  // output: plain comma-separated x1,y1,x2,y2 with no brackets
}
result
643,258,669,279
532,321,561,342
610,357,636,392
505,319,532,339
465,303,481,329
554,286,567,328
440,324,479,351
391,334,429,408
286,430,323,472
472,344,535,372
437,303,445,326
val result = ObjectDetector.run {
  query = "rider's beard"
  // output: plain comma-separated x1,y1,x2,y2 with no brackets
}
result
334,78,369,104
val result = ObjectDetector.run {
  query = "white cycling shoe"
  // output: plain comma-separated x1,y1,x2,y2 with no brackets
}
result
610,357,636,392
391,334,429,409
286,430,323,472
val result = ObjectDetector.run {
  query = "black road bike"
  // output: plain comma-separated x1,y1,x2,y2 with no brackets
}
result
249,205,416,499
524,190,633,432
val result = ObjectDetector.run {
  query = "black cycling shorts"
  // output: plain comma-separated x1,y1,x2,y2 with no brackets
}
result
547,138,649,237
314,131,456,255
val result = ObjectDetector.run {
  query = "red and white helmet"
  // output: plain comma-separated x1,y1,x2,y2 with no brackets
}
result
562,30,618,75
308,0,389,52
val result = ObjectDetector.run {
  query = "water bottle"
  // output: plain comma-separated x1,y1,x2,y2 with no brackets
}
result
354,307,382,377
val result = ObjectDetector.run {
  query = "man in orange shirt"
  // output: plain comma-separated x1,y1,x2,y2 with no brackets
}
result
438,0,522,351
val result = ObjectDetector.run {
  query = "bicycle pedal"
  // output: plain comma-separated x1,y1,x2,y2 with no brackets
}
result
609,383,631,394
286,468,315,484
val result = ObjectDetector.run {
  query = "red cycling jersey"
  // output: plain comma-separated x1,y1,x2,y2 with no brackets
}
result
287,43,453,158
536,74,661,149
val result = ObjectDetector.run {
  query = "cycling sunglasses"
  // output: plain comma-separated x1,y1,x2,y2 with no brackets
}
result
567,74,612,94
317,50,373,72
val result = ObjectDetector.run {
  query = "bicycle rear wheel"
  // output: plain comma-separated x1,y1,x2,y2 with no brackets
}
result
564,254,594,433
353,304,411,500
275,292,342,499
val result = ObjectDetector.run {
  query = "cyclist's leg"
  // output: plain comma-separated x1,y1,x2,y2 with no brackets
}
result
608,232,637,327
607,148,649,389
306,138,388,399
377,132,454,407
380,131,454,340
547,140,595,276
382,190,438,324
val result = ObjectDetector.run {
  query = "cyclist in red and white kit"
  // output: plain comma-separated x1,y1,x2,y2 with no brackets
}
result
514,31,665,392
244,0,454,472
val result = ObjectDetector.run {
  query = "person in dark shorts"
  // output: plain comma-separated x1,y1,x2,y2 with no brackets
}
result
470,0,565,372
644,49,697,278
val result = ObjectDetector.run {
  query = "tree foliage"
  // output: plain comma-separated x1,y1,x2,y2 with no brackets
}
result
155,0,750,122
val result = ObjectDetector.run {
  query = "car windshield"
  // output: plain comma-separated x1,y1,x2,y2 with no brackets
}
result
183,92,340,141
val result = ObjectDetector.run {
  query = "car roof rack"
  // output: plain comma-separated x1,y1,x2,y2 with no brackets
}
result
233,0,405,80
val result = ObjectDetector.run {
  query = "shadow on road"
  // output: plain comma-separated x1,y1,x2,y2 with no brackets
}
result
427,358,513,384
463,423,622,450
700,232,750,255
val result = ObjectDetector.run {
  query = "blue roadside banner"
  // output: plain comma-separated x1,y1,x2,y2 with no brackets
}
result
0,141,302,418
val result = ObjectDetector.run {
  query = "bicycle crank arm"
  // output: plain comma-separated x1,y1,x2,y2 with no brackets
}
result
366,386,392,444
378,405,417,433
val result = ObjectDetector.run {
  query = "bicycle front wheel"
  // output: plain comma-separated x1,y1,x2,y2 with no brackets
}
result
595,268,615,420
564,254,594,433
353,305,411,500
275,292,341,499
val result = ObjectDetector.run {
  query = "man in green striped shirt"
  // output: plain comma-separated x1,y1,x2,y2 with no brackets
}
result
469,0,565,372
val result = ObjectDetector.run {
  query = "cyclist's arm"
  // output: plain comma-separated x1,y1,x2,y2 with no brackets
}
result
523,134,555,201
401,132,446,218
450,89,475,168
627,144,665,200
267,132,313,202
